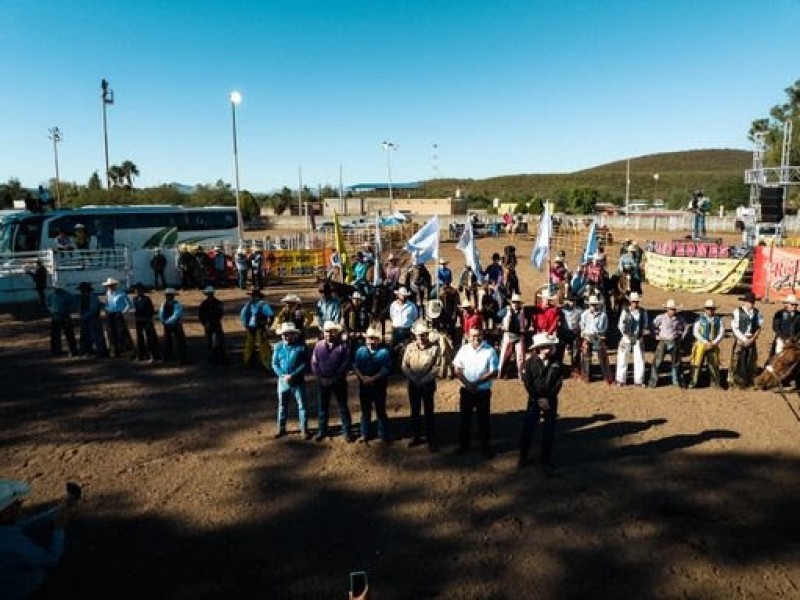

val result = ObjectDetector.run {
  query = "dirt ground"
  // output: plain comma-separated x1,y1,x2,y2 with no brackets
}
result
1,228,799,600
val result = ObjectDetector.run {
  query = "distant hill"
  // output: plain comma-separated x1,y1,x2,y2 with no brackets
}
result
421,149,752,209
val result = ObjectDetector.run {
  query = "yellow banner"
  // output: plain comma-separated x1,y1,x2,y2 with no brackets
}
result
644,251,749,294
262,249,331,278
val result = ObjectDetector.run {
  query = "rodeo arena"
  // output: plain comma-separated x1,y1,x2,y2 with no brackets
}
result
2,136,800,599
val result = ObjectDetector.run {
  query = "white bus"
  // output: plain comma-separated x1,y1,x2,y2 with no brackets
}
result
0,205,239,302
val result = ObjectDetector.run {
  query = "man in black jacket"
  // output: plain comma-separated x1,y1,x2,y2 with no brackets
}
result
518,332,563,474
199,286,227,366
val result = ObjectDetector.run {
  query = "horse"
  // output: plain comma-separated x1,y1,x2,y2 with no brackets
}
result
755,340,800,390
369,282,395,342
610,271,633,316
403,263,432,311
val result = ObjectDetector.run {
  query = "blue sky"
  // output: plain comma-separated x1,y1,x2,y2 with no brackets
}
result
2,0,799,192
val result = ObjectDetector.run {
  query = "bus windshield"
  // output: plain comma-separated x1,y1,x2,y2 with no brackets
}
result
0,216,44,252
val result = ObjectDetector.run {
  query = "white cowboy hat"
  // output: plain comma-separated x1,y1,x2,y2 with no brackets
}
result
411,320,430,335
530,332,559,350
276,322,300,336
164,288,179,296
439,258,449,265
387,253,397,261
75,223,85,229
628,292,642,302
322,320,342,333
664,299,679,309
704,299,717,309
511,293,523,303
554,256,565,263
784,294,800,305
102,277,119,287
352,291,364,300
365,326,382,339
587,295,601,305
426,299,443,319
592,252,604,261
281,294,301,304
395,287,412,297
203,286,215,294
0,479,31,511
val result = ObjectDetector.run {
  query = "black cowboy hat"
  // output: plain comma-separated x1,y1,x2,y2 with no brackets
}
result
738,292,757,303
250,288,264,298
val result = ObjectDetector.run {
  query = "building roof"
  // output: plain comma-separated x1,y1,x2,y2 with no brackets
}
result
348,182,423,192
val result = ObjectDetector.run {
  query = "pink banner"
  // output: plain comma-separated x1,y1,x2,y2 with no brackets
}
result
752,245,800,300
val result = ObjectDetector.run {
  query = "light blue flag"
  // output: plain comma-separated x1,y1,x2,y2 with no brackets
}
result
530,204,552,269
456,218,482,276
582,219,598,264
404,215,439,264
373,215,382,286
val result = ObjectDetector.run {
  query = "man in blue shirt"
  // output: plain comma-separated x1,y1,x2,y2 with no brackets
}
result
240,288,275,369
437,258,453,288
353,327,393,443
272,322,311,439
315,283,342,338
159,288,187,364
102,277,134,358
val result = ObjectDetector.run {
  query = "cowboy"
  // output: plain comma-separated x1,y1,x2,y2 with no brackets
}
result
437,258,453,288
503,261,520,297
199,285,227,366
102,277,134,359
250,248,264,289
73,223,90,250
389,286,419,348
47,282,78,357
484,253,504,286
770,294,800,359
402,320,442,451
457,264,480,304
579,295,611,384
212,246,227,287
689,299,724,388
315,282,342,337
558,295,582,371
453,327,499,458
343,291,371,341
478,280,501,330
272,322,311,439
383,254,401,290
615,292,649,386
0,479,79,599
132,282,161,362
618,244,643,294
532,290,561,337
159,288,187,363
240,288,274,369
648,299,688,388
150,247,167,290
351,251,369,284
234,247,250,289
176,245,196,289
275,293,313,342
52,229,73,252
192,246,212,288
498,293,530,379
77,282,108,358
729,292,763,389
518,332,563,474
549,256,569,295
459,297,484,343
353,326,393,443
311,321,354,442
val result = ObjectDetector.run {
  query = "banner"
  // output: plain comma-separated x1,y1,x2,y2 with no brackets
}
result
644,251,749,294
752,245,800,301
456,218,482,276
262,248,332,279
405,215,439,264
582,219,598,263
530,204,552,269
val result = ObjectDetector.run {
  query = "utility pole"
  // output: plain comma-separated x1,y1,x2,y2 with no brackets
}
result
101,79,114,190
48,127,63,209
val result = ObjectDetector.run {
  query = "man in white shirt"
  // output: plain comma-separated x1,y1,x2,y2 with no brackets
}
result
453,327,499,458
729,292,762,388
615,292,649,386
389,287,419,348
689,299,725,388
579,295,611,384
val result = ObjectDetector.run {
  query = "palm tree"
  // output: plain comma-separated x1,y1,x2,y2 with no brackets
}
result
107,165,124,188
120,160,140,188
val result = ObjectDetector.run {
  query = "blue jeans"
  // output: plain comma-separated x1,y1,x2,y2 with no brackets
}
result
649,340,683,387
359,380,389,440
408,381,436,441
278,383,307,432
317,378,352,437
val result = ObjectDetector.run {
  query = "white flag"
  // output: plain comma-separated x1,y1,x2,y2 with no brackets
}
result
373,215,382,286
456,218,482,275
404,215,439,264
582,219,598,264
530,204,552,270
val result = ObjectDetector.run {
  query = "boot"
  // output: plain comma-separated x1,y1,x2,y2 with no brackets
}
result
688,367,699,389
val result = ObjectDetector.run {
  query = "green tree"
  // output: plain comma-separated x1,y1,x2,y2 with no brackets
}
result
239,190,260,221
120,160,140,188
87,171,102,190
749,78,800,167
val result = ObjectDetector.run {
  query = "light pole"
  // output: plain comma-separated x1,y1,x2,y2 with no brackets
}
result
48,127,62,209
381,141,397,214
101,79,114,190
230,90,243,240
653,173,660,202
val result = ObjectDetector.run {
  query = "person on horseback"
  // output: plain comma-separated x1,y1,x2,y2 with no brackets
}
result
484,253,504,287
437,258,453,288
458,264,480,305
389,287,419,349
343,290,372,360
276,294,314,343
315,283,342,339
618,244,642,295
384,254,402,290
405,261,432,311
549,256,569,297
498,293,531,379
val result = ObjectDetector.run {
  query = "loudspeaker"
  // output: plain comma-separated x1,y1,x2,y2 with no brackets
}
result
760,187,784,223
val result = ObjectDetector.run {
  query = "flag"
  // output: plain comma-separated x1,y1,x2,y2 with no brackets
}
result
456,218,482,276
582,219,598,264
530,204,552,269
333,210,347,267
404,215,439,265
373,215,382,286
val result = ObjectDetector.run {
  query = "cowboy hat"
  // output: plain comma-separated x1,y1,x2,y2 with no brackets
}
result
75,223,85,229
164,287,179,296
592,252,604,261
784,294,800,305
411,320,430,335
281,294,301,304
664,299,679,309
530,332,559,350
276,322,300,336
704,299,716,309
511,293,523,303
203,286,215,294
322,321,342,333
739,292,757,303
395,287,412,297
101,277,119,287
0,479,31,511
554,256,565,263
439,258,449,265
425,299,443,319
352,291,364,300
250,288,264,297
587,295,601,305
387,253,397,261
365,326,382,339
628,292,642,302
